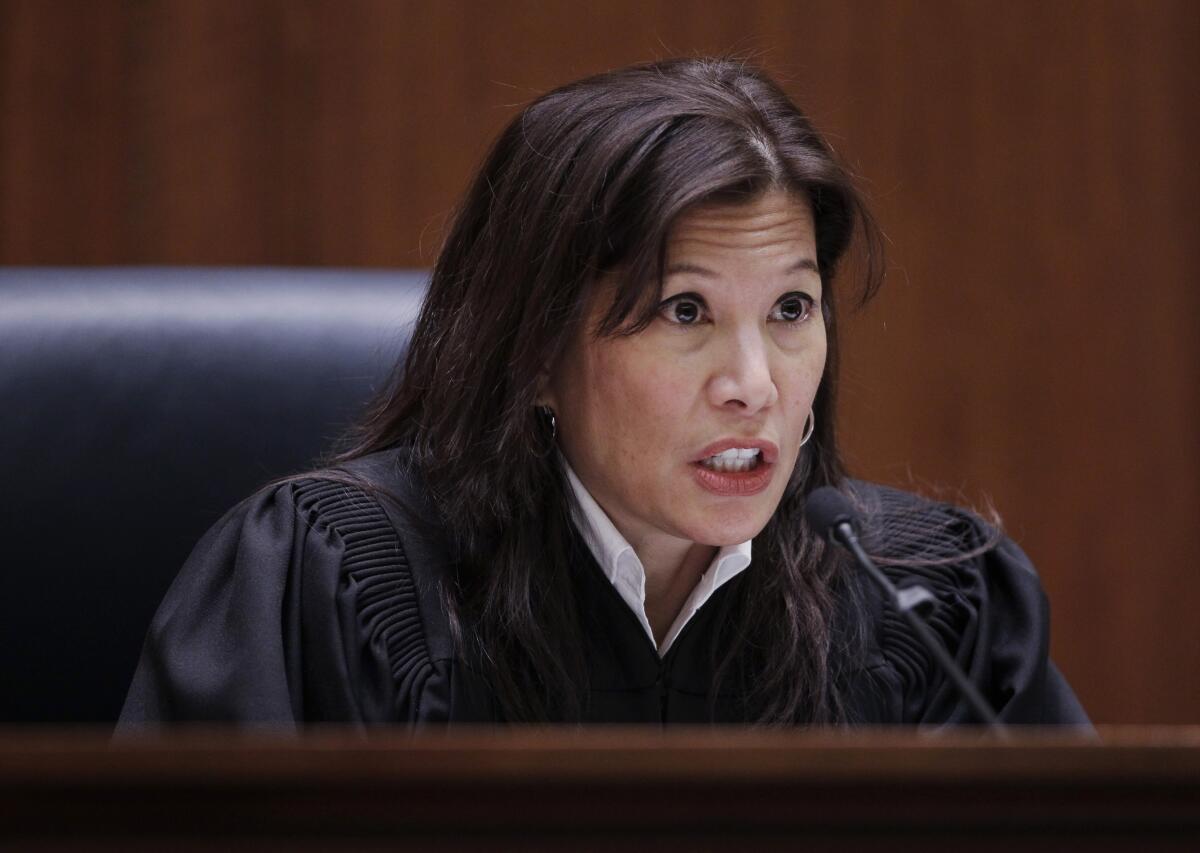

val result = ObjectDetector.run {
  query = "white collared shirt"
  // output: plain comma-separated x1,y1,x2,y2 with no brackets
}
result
562,460,752,656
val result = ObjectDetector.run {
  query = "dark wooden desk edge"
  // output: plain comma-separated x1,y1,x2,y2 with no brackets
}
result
2,725,1199,783
1,728,1197,847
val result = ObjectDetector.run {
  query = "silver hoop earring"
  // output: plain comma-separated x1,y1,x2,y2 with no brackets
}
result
798,410,815,448
539,405,557,440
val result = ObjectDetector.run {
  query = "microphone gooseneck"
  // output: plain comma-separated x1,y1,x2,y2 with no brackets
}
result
805,486,1007,734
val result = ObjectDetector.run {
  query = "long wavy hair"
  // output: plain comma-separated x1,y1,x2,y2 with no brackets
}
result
331,57,886,723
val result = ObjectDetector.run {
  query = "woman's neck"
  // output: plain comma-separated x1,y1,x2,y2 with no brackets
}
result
632,535,718,646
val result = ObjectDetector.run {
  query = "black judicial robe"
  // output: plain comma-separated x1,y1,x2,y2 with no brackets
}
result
119,449,1090,727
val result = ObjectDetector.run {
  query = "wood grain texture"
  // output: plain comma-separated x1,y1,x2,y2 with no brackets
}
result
2,0,1197,723
2,729,1198,850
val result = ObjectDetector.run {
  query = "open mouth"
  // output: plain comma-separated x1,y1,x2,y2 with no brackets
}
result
697,448,764,474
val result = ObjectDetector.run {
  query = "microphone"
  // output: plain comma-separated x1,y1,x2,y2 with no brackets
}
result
805,486,1006,732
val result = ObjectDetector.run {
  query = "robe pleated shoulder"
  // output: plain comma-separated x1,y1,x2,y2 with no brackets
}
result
841,481,1091,727
118,451,497,728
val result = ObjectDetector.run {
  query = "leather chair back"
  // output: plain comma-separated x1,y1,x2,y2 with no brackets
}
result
0,268,427,722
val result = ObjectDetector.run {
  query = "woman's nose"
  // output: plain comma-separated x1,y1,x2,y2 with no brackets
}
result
707,329,779,414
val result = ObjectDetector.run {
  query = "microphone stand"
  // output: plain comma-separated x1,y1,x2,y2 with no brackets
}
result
831,520,1008,736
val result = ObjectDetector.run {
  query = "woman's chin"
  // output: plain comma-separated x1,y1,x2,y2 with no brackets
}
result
675,506,772,547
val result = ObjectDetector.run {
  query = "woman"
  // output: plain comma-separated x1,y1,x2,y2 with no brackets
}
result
120,58,1089,726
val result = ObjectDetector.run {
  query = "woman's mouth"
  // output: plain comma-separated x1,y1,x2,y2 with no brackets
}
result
697,447,763,473
692,447,774,496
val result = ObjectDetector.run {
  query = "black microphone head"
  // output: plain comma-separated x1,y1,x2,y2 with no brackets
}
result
804,486,859,540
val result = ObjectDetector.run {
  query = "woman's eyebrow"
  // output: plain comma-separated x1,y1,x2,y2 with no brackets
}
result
665,258,820,278
664,262,720,278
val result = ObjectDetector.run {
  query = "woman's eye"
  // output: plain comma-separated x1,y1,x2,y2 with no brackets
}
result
661,296,706,326
770,294,814,323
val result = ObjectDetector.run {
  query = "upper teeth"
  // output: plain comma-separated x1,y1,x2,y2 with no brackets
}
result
707,448,760,462
700,448,762,472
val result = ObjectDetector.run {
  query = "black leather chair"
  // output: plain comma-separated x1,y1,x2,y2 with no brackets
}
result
0,268,427,722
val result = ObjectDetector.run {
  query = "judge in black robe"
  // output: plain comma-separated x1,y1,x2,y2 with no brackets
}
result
119,448,1090,727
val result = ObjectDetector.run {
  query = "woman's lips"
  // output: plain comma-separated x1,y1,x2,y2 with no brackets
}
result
691,460,774,496
692,438,779,464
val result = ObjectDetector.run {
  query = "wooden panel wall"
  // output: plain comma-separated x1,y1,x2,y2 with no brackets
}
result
2,0,1197,723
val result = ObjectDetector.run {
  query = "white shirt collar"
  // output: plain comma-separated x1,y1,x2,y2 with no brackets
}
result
561,457,752,655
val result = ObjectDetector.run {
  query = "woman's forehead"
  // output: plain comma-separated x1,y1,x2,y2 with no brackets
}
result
665,190,818,274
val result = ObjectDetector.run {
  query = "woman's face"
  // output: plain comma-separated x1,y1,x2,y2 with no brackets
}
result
542,189,826,553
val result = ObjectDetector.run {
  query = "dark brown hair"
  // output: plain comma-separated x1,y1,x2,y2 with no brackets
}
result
334,57,885,723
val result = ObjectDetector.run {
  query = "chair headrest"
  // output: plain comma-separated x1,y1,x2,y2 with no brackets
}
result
0,267,428,722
